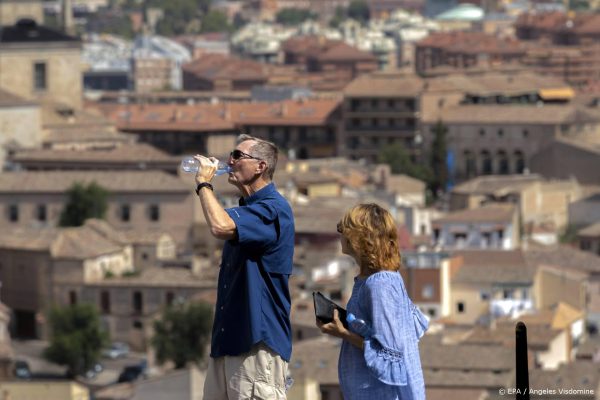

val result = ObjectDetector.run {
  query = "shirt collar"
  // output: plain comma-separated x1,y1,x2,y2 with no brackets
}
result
239,182,276,206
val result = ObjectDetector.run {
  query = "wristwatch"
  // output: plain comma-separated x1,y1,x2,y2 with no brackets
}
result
195,182,213,195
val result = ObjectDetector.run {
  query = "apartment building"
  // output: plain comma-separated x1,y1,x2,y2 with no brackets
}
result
0,19,82,109
0,170,193,247
342,72,423,162
432,204,519,250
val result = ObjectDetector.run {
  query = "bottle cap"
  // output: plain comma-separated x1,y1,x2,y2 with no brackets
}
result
346,313,356,323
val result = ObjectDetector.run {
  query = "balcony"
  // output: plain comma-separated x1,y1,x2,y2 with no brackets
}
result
490,299,533,318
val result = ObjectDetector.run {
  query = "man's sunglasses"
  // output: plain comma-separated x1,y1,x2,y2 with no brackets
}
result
230,149,262,161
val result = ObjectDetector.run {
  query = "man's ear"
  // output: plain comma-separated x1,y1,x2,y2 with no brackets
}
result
256,160,267,175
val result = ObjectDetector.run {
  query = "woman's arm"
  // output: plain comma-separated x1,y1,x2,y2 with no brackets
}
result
316,309,365,350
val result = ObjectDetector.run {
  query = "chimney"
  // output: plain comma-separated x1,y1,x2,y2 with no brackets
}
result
62,0,74,35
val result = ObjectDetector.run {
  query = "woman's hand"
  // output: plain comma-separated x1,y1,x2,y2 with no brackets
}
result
316,309,349,339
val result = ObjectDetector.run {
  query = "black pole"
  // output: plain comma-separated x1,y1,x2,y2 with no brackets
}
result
516,321,530,400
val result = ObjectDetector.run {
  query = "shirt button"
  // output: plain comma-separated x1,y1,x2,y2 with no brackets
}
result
220,306,224,310
221,328,225,332
224,284,227,289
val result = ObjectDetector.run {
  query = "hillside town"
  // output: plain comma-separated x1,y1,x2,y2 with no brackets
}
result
1,0,600,399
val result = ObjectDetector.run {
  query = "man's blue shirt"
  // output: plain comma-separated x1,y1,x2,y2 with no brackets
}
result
211,183,295,361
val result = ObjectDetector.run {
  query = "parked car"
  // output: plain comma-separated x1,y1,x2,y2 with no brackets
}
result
82,362,103,380
13,360,31,380
102,342,130,359
117,360,147,383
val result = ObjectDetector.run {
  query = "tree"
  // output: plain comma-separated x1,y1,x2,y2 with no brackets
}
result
347,0,370,24
429,120,448,197
378,143,432,183
151,302,213,369
201,10,231,33
59,182,109,227
276,8,316,26
147,0,211,35
44,304,108,378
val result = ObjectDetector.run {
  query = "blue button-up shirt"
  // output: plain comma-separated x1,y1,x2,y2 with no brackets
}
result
211,183,295,361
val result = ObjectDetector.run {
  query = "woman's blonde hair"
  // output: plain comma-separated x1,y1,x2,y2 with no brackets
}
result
338,203,401,273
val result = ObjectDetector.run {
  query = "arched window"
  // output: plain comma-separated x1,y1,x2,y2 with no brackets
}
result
481,150,492,175
497,150,509,174
464,150,477,178
514,150,525,173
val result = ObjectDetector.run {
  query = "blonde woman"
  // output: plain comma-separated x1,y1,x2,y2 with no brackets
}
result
317,203,428,400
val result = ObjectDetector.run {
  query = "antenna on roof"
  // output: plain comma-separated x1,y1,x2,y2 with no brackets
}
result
515,321,530,400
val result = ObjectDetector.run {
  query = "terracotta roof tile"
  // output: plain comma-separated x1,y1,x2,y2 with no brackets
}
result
182,54,268,82
94,99,341,131
417,31,525,55
344,72,425,97
0,170,188,193
0,88,36,107
434,204,515,224
11,143,177,164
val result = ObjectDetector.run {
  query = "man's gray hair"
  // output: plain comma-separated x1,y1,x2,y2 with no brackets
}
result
237,134,278,180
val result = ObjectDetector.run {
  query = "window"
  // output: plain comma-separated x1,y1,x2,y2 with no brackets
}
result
522,129,529,138
433,228,440,241
133,291,143,314
503,289,514,299
428,309,437,317
482,232,492,247
497,150,509,174
481,150,492,175
69,291,77,305
580,240,591,251
480,291,490,301
36,204,47,222
497,129,504,137
34,62,47,91
120,204,130,222
8,204,18,222
457,302,465,313
464,150,477,178
479,129,485,137
133,320,143,329
166,292,175,306
422,284,434,299
149,204,160,221
514,151,525,174
100,291,111,314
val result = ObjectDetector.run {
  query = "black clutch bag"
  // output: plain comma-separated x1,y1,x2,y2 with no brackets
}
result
313,291,349,329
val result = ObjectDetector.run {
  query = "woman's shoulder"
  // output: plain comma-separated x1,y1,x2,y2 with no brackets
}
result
364,271,406,292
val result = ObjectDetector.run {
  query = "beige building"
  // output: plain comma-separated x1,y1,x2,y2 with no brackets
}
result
0,302,13,379
530,245,600,329
577,223,600,256
9,142,179,174
133,57,174,93
450,174,582,232
442,250,535,324
422,103,600,180
0,19,82,109
342,72,423,162
0,381,90,400
0,0,44,26
530,136,600,185
0,220,135,339
432,204,519,250
0,170,193,247
0,89,41,168
82,268,215,350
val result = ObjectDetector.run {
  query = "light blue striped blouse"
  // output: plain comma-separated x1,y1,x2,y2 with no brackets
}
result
338,271,429,400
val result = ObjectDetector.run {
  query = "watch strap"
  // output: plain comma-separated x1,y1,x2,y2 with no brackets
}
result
195,182,213,195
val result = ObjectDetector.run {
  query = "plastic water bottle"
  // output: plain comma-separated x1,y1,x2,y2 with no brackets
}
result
180,156,231,176
347,313,372,338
